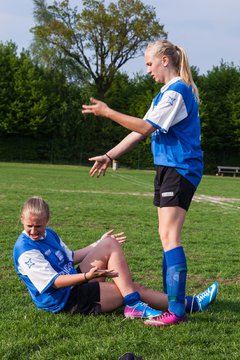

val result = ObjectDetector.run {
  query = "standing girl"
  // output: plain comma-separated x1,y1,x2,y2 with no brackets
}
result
82,40,217,327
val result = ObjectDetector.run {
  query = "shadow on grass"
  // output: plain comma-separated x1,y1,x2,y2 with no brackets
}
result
215,299,240,314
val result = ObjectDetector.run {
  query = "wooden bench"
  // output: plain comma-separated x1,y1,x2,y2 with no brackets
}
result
216,166,240,177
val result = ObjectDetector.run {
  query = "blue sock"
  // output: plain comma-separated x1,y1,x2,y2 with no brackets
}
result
186,296,199,313
165,246,187,317
162,251,167,294
123,291,140,306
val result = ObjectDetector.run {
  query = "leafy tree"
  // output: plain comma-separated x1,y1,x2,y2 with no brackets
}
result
0,42,18,133
0,42,85,141
0,44,52,135
227,88,240,147
9,51,49,134
197,62,240,171
198,62,240,149
31,0,166,98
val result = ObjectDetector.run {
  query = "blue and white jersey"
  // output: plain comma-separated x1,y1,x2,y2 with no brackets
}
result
144,77,203,188
13,227,77,313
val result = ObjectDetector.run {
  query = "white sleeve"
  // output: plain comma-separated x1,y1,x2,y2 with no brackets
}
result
18,249,58,293
144,90,188,133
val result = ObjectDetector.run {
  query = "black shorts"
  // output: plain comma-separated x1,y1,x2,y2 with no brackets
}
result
59,268,101,315
153,166,196,211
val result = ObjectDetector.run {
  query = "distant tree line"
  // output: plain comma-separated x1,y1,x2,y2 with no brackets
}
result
0,0,239,173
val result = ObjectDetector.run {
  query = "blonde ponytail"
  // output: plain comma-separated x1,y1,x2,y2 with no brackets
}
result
177,46,199,102
146,40,199,102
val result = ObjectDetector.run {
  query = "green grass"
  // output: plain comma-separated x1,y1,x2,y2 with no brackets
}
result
0,162,240,360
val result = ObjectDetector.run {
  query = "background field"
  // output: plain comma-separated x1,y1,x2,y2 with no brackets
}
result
0,162,239,360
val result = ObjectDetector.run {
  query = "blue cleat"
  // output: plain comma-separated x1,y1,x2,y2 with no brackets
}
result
194,282,219,312
124,301,162,319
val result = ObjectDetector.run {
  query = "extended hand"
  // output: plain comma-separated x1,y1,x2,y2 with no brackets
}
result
87,266,119,280
82,97,109,117
89,154,110,177
101,229,127,246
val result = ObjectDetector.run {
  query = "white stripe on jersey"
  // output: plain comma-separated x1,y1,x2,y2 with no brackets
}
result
59,238,73,261
18,249,58,293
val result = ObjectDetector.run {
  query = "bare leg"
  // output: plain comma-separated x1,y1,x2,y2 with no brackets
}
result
158,206,186,251
95,281,187,313
134,283,168,310
98,282,123,312
80,236,188,313
99,282,171,313
80,236,136,296
158,206,188,317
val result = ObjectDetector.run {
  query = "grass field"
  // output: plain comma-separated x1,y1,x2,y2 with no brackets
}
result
0,162,240,360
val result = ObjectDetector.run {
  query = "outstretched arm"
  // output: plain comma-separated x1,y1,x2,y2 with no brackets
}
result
82,97,155,136
53,267,119,288
89,131,146,177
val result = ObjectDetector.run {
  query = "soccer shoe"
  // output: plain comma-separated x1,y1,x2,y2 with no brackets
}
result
144,310,187,327
194,282,219,312
124,301,162,319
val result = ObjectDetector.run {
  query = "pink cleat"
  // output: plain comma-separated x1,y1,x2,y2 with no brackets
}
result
144,310,187,327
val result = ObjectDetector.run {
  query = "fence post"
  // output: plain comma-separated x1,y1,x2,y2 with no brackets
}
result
112,160,118,171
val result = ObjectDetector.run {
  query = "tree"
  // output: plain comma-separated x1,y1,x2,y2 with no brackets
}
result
197,62,240,171
0,42,18,133
199,62,240,149
9,51,49,135
31,0,166,98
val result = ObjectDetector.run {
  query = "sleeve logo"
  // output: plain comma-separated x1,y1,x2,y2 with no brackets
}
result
167,96,176,106
25,258,35,269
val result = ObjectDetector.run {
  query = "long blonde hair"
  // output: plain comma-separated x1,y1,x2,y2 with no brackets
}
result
146,40,199,102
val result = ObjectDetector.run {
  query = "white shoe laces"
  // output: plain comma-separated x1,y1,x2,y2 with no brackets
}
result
190,287,212,313
197,288,211,302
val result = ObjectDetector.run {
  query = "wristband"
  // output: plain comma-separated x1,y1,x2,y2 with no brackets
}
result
105,153,113,161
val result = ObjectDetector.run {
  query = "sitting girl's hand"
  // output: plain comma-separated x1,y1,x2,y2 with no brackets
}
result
101,229,127,245
86,266,119,280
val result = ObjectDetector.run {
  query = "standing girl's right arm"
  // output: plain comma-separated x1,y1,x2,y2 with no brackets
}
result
89,131,147,177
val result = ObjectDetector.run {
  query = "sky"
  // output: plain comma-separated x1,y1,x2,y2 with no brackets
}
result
0,0,240,76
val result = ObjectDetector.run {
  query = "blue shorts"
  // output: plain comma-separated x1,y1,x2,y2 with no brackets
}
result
154,166,196,211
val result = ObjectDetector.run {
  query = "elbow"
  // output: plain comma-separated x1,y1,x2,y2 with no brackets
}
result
141,128,154,137
141,122,156,136
142,129,151,136
52,280,59,289
52,275,63,289
135,128,151,138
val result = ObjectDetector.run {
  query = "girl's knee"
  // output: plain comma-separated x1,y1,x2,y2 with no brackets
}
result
158,228,169,246
100,236,121,251
159,230,181,250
